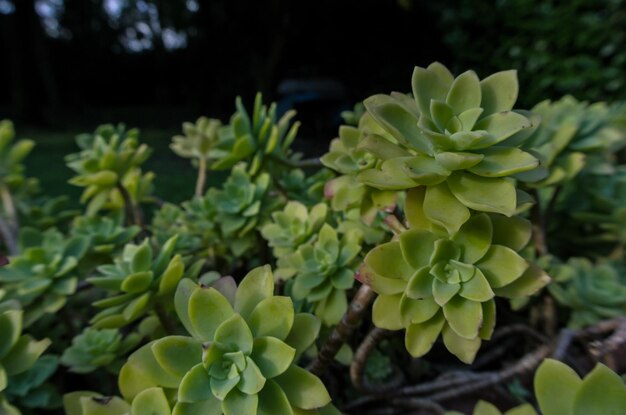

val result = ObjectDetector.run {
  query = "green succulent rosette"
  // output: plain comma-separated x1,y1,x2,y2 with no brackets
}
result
61,328,141,374
207,164,277,257
282,224,361,325
18,195,80,231
213,93,300,175
0,228,89,326
520,96,626,188
356,62,541,220
72,215,140,256
548,258,626,329
261,201,328,258
277,168,333,206
363,207,550,363
65,124,152,216
87,236,185,329
0,301,51,413
171,117,224,164
106,266,336,415
3,355,61,412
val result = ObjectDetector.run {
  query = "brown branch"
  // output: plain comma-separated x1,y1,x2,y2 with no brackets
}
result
350,327,404,394
116,183,144,228
308,284,376,376
0,184,19,235
390,398,446,415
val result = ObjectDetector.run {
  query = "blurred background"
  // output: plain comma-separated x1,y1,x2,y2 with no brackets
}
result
1,0,625,198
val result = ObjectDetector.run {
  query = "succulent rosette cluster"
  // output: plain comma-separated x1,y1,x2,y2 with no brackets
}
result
170,117,224,164
88,236,185,329
0,228,89,326
64,266,338,415
363,189,550,363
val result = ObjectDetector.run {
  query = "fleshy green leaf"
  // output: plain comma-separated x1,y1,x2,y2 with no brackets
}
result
257,379,294,415
178,363,212,403
405,311,445,357
535,359,581,415
572,364,626,415
151,336,202,379
480,70,519,115
476,245,528,288
222,388,258,415
448,172,516,216
443,296,483,339
274,365,331,410
132,387,171,415
424,183,470,234
189,287,235,342
441,323,481,364
214,315,253,354
251,337,296,379
235,265,274,319
249,297,294,340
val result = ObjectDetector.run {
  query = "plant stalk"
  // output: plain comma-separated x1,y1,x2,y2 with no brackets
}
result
117,183,144,228
195,157,207,198
308,283,376,376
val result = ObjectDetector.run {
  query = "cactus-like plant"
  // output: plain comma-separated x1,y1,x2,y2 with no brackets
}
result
87,236,185,329
66,124,152,216
61,328,141,374
71,266,338,415
363,204,550,363
0,228,89,326
548,258,626,328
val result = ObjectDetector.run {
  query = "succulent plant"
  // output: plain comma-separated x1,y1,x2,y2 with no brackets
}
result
18,195,80,231
207,164,277,257
171,117,224,164
277,168,333,206
61,328,141,374
88,236,185,329
261,201,328,258
0,228,89,326
0,300,51,413
548,258,626,328
283,224,362,325
450,359,626,415
362,205,550,363
151,203,206,256
98,266,337,415
355,63,541,221
66,124,152,216
212,93,300,175
72,215,140,257
340,102,366,126
520,96,626,188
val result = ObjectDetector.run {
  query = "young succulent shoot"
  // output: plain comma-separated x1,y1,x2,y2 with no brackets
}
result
170,117,223,197
212,93,300,176
61,328,141,374
65,124,152,217
73,266,339,415
87,236,185,330
362,207,550,363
